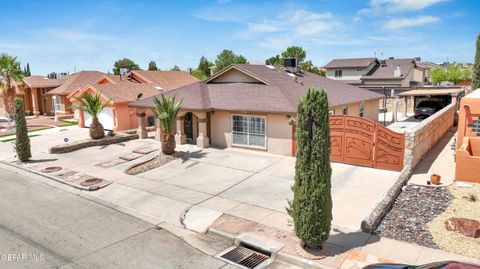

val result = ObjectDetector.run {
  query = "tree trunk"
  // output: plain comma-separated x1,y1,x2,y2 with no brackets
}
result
161,132,176,155
89,118,105,140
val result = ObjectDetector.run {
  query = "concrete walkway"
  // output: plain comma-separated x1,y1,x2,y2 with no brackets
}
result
409,128,457,186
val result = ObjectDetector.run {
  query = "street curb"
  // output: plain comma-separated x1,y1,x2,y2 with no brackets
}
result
276,251,332,269
206,227,334,269
206,227,236,244
0,160,101,191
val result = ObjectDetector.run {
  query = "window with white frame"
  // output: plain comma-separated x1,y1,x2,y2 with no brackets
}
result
52,96,62,112
359,101,365,117
232,115,266,148
342,106,348,115
334,70,342,78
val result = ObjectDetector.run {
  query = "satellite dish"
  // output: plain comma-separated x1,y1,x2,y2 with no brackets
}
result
136,93,143,100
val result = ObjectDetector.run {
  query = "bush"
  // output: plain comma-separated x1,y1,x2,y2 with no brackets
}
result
13,98,31,162
289,88,332,248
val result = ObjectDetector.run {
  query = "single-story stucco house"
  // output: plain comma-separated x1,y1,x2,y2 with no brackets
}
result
69,71,200,131
129,64,384,156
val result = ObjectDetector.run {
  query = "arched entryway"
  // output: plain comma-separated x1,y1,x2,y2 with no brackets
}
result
184,112,195,143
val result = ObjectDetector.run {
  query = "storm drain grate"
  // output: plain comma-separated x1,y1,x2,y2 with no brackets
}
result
220,246,269,269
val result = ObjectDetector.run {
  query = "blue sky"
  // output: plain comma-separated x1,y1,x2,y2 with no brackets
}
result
0,0,478,75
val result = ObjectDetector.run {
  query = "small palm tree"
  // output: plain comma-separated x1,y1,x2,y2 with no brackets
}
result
153,93,182,155
0,54,24,118
71,92,110,140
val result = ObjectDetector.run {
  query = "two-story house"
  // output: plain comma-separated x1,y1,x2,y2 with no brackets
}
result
324,58,379,85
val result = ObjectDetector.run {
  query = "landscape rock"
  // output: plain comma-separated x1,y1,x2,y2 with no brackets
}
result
444,217,480,238
376,185,453,248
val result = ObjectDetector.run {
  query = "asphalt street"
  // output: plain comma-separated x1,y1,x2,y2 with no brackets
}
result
0,165,230,269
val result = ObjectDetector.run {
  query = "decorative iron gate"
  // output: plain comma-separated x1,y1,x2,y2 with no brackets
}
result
292,115,405,172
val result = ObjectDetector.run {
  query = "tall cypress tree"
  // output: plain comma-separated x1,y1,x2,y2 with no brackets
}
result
14,98,31,162
472,33,480,90
289,88,332,249
26,63,31,76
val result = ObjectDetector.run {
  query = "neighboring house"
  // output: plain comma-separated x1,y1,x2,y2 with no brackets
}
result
129,64,383,156
128,70,200,90
420,61,442,83
1,75,66,117
47,71,107,116
324,58,379,85
360,58,425,88
69,71,200,131
325,57,426,112
326,57,425,88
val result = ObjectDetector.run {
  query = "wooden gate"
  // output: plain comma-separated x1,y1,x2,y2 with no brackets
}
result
292,115,405,172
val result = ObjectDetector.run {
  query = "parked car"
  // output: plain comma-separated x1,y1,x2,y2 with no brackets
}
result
414,100,442,119
363,261,480,269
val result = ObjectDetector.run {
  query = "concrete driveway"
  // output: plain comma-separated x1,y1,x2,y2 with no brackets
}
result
134,144,400,232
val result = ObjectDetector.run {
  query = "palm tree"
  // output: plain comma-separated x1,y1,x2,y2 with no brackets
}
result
71,92,110,140
153,93,182,155
0,54,24,118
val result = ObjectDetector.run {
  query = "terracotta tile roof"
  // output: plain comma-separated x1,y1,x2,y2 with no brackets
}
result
324,58,378,69
130,64,383,113
23,76,66,88
129,70,200,91
363,58,416,80
47,71,106,95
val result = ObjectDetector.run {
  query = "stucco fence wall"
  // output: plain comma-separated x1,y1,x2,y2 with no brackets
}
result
362,101,456,232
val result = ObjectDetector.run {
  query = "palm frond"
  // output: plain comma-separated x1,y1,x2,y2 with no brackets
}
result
152,94,183,134
71,92,111,120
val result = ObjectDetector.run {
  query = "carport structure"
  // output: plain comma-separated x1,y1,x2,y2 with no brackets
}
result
394,87,465,119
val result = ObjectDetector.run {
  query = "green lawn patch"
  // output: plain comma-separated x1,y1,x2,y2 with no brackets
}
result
2,134,40,143
59,119,78,126
0,126,53,138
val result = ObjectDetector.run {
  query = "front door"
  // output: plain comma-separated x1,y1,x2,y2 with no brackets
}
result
184,112,194,142
42,97,47,115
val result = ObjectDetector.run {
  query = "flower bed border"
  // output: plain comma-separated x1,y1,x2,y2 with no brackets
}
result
49,133,138,154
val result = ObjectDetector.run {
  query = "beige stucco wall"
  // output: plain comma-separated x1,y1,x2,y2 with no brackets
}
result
331,99,379,122
325,62,377,81
210,110,292,156
413,68,424,83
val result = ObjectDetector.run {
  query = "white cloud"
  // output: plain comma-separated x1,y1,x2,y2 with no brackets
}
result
384,15,440,29
233,9,341,48
360,0,447,13
247,22,281,33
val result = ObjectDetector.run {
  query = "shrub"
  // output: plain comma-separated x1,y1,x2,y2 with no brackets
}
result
13,98,31,162
289,88,332,248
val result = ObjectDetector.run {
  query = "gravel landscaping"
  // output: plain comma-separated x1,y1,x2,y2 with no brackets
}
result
428,183,480,259
125,154,175,175
375,184,453,248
